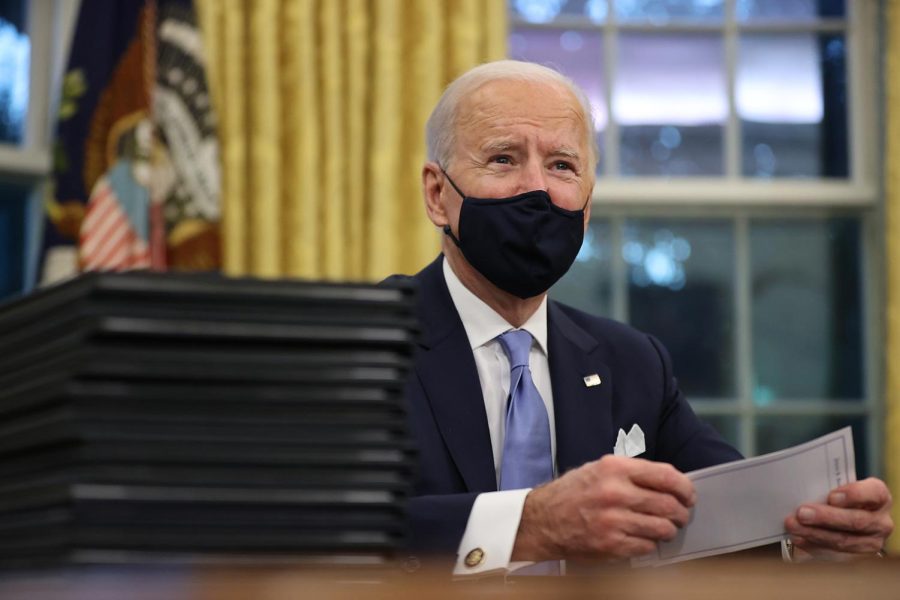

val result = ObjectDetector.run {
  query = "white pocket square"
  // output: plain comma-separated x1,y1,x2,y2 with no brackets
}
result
613,424,646,458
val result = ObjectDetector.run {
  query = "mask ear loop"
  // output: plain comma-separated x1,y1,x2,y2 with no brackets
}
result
438,166,465,247
438,166,468,199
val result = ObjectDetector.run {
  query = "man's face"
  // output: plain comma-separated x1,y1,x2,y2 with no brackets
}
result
439,78,594,232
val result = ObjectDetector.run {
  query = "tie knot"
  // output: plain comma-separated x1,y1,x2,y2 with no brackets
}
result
498,329,533,369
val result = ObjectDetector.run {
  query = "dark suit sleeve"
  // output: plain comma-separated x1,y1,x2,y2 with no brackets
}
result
403,362,482,556
407,493,479,555
647,335,743,471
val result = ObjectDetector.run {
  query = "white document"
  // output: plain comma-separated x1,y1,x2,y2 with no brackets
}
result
635,427,856,567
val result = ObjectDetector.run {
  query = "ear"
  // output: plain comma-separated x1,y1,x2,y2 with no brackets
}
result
422,161,450,228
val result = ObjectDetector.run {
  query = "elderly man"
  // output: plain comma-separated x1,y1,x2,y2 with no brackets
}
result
392,60,892,575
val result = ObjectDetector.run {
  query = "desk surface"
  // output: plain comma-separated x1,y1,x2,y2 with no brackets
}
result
0,557,897,600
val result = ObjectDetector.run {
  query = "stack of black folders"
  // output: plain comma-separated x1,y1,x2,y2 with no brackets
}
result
0,272,418,569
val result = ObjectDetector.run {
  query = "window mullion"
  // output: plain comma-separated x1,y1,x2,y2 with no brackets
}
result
862,211,882,477
846,0,875,186
603,0,619,177
611,214,628,323
735,213,755,456
725,0,740,179
24,0,54,151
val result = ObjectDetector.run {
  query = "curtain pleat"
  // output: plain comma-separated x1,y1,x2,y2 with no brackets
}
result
215,1,250,274
345,0,369,279
885,0,900,556
447,0,479,78
401,1,442,276
320,1,346,279
196,0,506,281
366,0,403,280
287,0,321,277
247,0,281,276
483,0,508,60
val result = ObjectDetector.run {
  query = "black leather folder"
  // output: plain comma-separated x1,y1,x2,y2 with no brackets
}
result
0,272,417,567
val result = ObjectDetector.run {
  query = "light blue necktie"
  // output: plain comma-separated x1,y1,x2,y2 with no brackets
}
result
498,329,553,491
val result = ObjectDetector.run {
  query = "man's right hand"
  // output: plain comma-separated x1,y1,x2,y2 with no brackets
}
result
510,455,695,561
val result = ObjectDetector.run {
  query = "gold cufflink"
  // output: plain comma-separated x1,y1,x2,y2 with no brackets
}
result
583,374,601,387
464,547,485,568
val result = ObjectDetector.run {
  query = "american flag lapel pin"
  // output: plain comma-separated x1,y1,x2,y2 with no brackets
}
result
583,374,601,387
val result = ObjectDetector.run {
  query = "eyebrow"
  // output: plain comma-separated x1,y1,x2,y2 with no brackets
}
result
480,139,520,154
551,148,582,160
479,140,583,162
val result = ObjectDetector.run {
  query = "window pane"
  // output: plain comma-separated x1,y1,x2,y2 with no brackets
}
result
625,219,734,398
0,181,27,299
755,416,867,477
699,415,741,451
561,0,608,21
737,0,845,22
0,0,29,145
510,27,607,174
509,0,608,24
551,220,613,316
615,0,723,23
616,34,725,176
739,34,848,178
750,218,863,402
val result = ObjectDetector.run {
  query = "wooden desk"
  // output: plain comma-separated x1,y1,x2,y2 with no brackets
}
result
0,557,897,599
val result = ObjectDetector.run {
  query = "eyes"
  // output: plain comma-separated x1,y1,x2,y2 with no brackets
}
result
488,155,578,174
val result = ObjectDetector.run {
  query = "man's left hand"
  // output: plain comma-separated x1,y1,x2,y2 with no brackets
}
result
784,477,893,560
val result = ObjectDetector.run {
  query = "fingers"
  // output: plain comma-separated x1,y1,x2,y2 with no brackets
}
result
785,495,893,555
785,515,886,554
791,503,891,536
578,511,674,559
789,536,855,562
828,478,893,511
628,459,696,508
781,478,894,557
617,509,680,542
627,487,692,528
593,534,656,560
594,517,672,559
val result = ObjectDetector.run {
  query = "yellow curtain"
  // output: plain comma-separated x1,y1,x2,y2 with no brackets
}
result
194,0,507,281
887,0,900,555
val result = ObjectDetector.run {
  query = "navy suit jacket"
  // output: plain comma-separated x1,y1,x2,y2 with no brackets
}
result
388,256,742,555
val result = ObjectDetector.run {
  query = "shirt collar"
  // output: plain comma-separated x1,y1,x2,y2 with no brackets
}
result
442,258,549,356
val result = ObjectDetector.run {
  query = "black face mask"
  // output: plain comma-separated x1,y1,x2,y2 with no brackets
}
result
440,169,587,299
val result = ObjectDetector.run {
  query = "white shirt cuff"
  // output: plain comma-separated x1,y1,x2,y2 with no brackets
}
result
453,489,531,577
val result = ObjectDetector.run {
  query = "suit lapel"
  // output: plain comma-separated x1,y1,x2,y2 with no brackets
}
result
413,257,497,493
548,302,615,474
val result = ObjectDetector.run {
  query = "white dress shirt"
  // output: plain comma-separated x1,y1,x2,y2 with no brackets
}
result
442,260,556,576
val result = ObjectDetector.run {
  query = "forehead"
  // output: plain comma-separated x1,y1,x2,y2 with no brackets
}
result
454,79,589,151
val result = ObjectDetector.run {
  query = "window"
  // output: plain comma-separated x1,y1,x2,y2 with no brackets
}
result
0,0,31,299
0,1,72,299
510,0,880,476
0,0,29,145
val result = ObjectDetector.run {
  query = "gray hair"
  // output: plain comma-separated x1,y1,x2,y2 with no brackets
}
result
425,60,598,170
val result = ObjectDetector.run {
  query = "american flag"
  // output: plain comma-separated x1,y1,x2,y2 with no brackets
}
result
79,177,152,271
